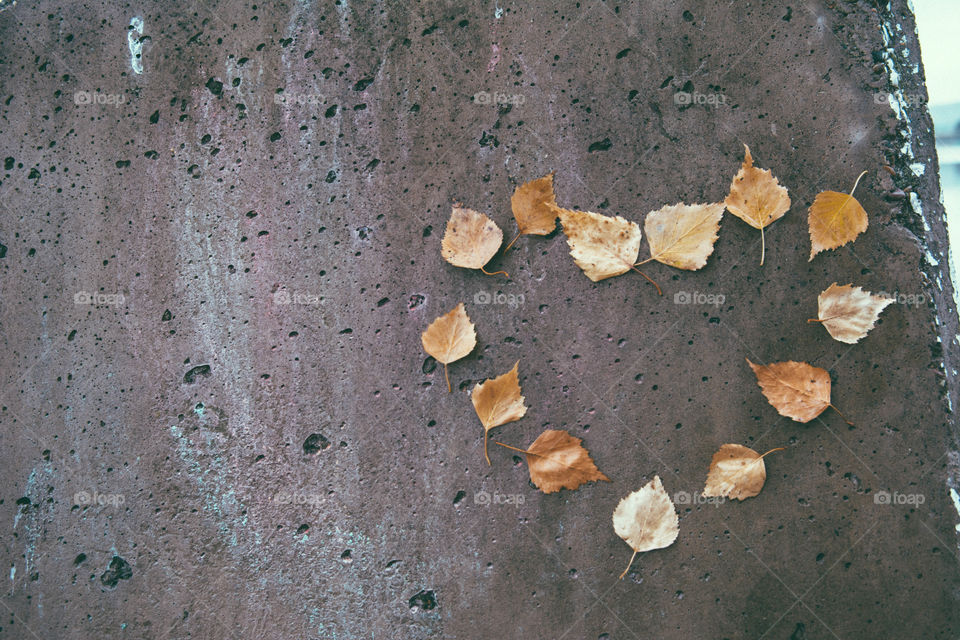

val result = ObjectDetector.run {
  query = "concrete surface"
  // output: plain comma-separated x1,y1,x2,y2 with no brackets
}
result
2,0,959,638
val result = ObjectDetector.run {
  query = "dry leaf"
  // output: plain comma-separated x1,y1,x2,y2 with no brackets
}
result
612,475,679,579
703,444,783,501
505,174,558,250
441,205,507,276
495,429,610,493
421,303,477,392
639,202,725,270
746,359,850,424
471,361,528,465
724,144,791,265
552,205,661,293
808,172,869,261
810,283,893,344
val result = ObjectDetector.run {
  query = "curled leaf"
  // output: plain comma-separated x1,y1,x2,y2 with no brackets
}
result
724,144,791,265
471,361,527,464
703,444,782,501
496,429,610,494
421,303,477,392
808,172,869,261
506,173,558,249
640,202,725,270
441,205,506,276
810,283,893,344
612,475,679,579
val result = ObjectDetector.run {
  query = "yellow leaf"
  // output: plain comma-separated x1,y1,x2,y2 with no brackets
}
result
506,174,558,250
612,476,679,579
807,172,869,261
724,144,791,265
441,205,507,276
746,359,850,424
703,444,783,501
641,202,725,270
421,303,477,392
471,361,527,465
496,429,610,494
810,283,893,344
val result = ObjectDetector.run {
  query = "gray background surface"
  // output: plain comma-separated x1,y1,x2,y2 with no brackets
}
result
2,1,959,638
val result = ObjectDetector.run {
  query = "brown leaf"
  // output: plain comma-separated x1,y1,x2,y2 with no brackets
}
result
641,202,725,270
612,476,679,579
506,174,558,249
441,205,506,276
421,303,477,392
746,359,847,424
471,361,527,464
807,172,869,261
723,144,791,265
498,429,610,494
811,283,893,344
703,444,782,501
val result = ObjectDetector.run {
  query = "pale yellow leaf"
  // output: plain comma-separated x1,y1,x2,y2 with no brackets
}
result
643,202,725,270
813,283,893,344
612,475,679,578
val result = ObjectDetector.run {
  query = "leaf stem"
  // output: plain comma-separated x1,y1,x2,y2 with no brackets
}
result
493,441,529,454
444,363,451,393
503,231,522,252
760,225,766,266
629,266,662,296
480,266,509,278
758,447,786,460
634,257,654,266
849,170,868,197
807,318,822,323
619,550,638,580
828,404,854,426
485,432,491,466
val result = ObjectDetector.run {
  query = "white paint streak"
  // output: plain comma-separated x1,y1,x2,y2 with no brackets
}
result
128,17,144,74
951,488,960,532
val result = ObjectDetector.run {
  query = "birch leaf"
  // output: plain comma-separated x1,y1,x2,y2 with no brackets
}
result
471,361,527,465
810,283,893,344
724,144,791,265
612,475,679,579
421,303,477,392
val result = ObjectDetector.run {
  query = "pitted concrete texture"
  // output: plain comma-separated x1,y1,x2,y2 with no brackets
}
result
2,0,960,638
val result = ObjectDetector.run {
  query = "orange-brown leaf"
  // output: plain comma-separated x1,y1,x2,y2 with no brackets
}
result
723,144,791,264
807,190,868,261
746,359,830,423
511,173,558,236
523,429,610,493
420,303,477,364
471,361,527,464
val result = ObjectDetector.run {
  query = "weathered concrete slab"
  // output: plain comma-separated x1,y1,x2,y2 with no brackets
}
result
2,0,959,638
